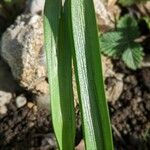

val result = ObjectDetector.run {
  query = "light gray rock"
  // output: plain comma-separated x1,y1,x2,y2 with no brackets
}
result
0,91,12,106
0,106,7,115
0,91,12,114
1,14,48,95
16,95,27,108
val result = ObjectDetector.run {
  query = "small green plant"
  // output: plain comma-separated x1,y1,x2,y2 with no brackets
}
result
44,0,113,149
100,15,144,70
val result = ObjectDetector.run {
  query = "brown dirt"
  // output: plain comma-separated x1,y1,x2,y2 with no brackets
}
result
0,59,150,150
0,98,56,150
109,61,150,150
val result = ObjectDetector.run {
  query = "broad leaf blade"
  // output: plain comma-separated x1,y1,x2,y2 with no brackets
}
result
100,31,125,58
117,15,140,40
122,44,144,70
44,0,75,149
69,0,114,149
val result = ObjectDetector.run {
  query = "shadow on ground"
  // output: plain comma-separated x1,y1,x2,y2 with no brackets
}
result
0,57,22,93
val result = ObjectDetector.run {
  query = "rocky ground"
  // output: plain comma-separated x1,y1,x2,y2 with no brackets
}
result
0,0,150,150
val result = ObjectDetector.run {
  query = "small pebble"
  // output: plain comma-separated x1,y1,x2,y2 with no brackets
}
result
33,105,37,112
0,106,7,114
16,95,27,108
136,97,142,103
0,91,12,106
27,102,34,109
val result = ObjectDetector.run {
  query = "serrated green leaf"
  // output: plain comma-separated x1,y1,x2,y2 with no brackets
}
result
117,15,140,40
122,44,144,70
69,0,114,149
117,14,138,30
118,15,137,28
44,0,75,149
100,31,126,58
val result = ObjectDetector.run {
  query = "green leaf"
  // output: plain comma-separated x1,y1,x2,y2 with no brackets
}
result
122,44,144,70
100,31,126,58
69,0,114,149
44,0,75,149
117,15,140,38
100,15,144,69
